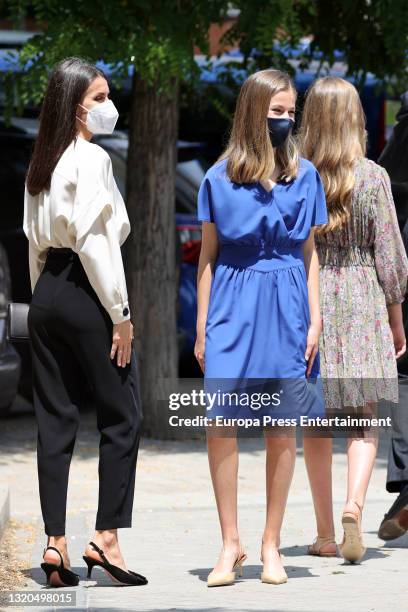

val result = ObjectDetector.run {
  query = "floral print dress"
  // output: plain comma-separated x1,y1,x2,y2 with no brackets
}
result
316,157,408,409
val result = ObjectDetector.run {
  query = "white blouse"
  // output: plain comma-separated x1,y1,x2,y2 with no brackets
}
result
23,135,131,324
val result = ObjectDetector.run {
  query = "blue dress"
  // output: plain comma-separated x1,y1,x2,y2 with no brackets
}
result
197,157,329,422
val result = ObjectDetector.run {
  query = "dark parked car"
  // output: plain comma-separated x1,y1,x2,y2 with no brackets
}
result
0,242,20,415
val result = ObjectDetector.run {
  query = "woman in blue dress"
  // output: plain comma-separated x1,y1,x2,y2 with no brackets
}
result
195,69,328,587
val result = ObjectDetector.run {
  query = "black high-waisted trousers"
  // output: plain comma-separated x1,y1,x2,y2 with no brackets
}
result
28,247,143,536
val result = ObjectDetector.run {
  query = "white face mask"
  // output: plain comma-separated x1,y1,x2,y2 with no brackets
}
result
77,99,119,135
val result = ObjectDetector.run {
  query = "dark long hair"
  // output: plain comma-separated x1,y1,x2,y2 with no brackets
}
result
26,57,106,196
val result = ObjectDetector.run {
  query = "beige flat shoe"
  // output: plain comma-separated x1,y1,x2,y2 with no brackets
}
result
307,535,338,557
207,552,247,587
260,550,288,585
339,500,366,564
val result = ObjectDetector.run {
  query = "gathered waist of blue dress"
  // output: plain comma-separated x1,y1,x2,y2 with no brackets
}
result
217,242,304,271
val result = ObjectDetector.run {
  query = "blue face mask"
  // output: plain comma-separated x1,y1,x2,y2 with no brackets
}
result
267,117,294,148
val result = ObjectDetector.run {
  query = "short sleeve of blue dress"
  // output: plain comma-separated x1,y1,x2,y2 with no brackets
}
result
198,157,327,422
197,177,215,222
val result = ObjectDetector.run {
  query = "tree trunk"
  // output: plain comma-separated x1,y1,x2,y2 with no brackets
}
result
125,71,179,439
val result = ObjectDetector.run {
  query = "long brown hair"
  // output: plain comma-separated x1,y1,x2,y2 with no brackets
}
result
26,57,106,196
298,77,367,232
218,69,299,183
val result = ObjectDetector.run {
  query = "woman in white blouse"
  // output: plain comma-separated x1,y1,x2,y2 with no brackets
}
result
23,57,147,587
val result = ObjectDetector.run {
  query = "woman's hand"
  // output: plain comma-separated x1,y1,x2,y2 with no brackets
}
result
194,332,205,374
387,304,407,360
305,320,322,378
111,319,134,367
390,321,407,360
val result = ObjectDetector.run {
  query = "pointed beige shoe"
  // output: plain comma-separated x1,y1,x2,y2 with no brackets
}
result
260,551,288,584
207,553,247,587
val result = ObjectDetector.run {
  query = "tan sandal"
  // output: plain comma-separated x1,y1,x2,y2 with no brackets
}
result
339,500,366,564
307,535,338,557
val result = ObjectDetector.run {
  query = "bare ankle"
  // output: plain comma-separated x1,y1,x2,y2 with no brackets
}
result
222,535,240,548
48,535,67,548
262,536,280,549
344,499,363,513
93,529,118,547
317,532,335,539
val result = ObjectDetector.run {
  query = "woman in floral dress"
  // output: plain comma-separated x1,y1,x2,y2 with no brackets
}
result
299,77,408,563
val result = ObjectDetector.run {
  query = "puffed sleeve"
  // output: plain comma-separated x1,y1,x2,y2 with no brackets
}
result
374,166,408,305
69,146,129,245
310,169,328,227
69,147,131,324
197,176,215,222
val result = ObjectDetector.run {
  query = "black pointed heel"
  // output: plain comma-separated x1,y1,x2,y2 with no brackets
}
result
82,541,148,586
41,546,80,587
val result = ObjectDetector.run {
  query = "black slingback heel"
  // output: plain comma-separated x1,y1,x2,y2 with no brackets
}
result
82,541,148,586
41,546,80,587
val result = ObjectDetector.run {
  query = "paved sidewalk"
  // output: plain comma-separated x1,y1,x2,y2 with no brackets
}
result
0,389,407,611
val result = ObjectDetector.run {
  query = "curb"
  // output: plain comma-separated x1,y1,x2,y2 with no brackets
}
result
0,485,10,540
